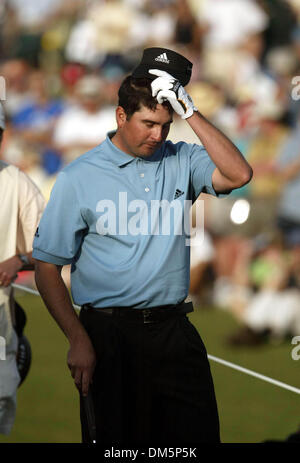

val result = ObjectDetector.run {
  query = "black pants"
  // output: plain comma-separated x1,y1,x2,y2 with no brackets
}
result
79,306,220,444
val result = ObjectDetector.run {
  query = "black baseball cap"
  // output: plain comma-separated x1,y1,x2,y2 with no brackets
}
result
132,47,193,87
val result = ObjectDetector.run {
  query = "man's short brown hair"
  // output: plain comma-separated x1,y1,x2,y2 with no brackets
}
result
118,75,172,119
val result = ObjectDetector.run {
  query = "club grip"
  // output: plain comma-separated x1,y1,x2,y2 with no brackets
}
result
82,390,97,444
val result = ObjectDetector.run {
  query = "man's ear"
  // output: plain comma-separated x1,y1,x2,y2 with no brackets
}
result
116,106,127,128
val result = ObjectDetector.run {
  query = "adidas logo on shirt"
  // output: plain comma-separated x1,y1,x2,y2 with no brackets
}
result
174,189,184,199
155,52,170,64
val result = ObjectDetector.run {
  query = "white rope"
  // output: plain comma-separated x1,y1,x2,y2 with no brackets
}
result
12,283,300,396
12,283,81,310
207,355,300,395
13,283,43,297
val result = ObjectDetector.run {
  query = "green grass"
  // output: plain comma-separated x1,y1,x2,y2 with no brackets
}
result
0,293,299,443
189,307,300,443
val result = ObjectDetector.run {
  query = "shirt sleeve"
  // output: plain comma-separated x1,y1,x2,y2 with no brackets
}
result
17,170,46,254
32,171,88,265
189,143,220,200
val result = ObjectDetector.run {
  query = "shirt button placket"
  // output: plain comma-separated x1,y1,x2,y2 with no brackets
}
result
137,159,151,196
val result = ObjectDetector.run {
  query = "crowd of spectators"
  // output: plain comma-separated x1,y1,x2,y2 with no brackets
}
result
1,0,300,346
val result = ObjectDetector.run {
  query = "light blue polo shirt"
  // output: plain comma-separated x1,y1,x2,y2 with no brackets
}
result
33,132,220,308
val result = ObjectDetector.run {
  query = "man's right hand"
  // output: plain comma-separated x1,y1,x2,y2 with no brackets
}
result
34,261,98,397
67,333,97,397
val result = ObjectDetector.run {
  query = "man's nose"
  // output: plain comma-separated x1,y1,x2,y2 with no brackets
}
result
150,126,163,142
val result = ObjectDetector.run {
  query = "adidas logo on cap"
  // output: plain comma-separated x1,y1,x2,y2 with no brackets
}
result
155,52,170,64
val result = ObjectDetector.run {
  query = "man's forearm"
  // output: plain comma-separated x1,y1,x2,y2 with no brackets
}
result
34,260,87,343
148,69,252,191
35,260,97,395
187,112,253,191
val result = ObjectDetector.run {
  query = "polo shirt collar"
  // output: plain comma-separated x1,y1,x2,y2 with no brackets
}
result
106,131,136,167
106,131,164,167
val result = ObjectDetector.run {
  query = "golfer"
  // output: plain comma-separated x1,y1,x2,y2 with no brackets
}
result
33,48,252,444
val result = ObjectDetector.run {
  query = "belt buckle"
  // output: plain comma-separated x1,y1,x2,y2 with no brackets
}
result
142,309,152,324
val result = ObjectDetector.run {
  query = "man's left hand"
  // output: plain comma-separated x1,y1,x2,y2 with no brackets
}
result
149,69,197,119
0,256,21,287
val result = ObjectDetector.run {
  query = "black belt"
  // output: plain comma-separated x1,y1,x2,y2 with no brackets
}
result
81,301,193,324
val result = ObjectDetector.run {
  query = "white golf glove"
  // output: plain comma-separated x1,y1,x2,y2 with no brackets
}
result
149,69,197,119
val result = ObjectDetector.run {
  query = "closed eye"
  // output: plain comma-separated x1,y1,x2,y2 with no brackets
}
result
142,119,173,129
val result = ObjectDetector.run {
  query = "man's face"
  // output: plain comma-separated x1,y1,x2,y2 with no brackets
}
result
115,104,173,158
